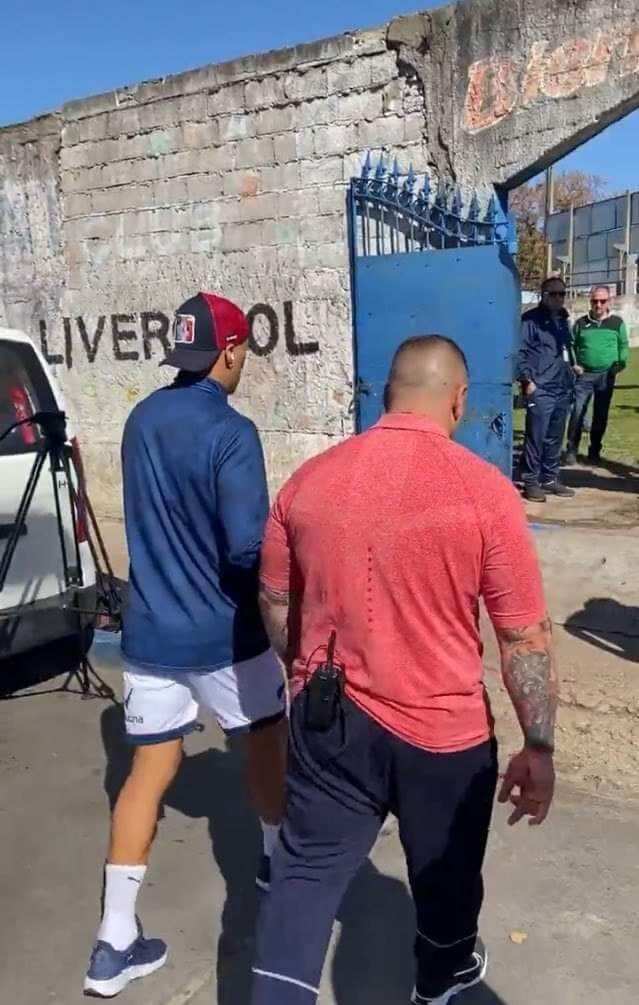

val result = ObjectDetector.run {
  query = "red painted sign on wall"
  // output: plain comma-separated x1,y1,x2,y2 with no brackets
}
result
463,24,639,133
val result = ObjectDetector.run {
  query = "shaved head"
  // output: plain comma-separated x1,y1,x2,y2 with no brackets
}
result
385,335,469,435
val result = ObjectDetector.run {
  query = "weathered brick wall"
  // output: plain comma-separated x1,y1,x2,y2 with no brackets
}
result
0,27,429,516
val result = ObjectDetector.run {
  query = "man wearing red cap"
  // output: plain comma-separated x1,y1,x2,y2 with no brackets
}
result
84,293,287,998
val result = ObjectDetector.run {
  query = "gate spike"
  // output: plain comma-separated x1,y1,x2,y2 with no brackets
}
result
361,151,372,181
403,165,416,195
485,193,497,223
468,191,480,221
451,187,463,216
435,180,448,210
386,158,400,199
375,155,386,180
415,171,431,218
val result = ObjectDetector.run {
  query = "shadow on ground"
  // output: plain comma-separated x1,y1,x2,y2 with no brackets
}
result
511,451,639,496
560,456,639,495
101,705,507,1004
564,598,639,663
101,704,260,1005
333,858,506,1004
0,634,99,698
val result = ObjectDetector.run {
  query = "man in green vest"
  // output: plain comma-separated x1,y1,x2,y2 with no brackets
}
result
565,286,629,465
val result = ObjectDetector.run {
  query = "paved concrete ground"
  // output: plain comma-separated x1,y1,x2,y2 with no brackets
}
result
1,636,638,1005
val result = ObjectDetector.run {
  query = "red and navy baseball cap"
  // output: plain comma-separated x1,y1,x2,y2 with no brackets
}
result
161,292,250,372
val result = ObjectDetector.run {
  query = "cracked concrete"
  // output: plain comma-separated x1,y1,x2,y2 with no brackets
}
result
389,0,639,190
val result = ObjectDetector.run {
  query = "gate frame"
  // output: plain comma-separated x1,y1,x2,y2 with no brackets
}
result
347,154,520,472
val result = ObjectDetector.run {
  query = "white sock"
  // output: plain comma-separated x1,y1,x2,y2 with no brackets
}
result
261,821,280,858
97,864,146,950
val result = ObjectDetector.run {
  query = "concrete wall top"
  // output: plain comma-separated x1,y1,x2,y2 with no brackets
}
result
390,0,639,189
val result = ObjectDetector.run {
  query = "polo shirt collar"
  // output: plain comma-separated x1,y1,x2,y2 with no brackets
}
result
374,413,449,437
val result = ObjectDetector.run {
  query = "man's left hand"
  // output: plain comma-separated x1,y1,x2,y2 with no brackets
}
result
572,365,584,376
498,748,555,826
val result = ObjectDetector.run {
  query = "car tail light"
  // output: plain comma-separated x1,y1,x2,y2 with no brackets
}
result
9,385,37,445
70,437,89,544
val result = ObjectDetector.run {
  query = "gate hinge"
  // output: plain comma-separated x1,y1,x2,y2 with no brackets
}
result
348,378,371,414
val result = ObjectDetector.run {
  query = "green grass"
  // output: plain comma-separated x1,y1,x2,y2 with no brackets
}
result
513,348,639,466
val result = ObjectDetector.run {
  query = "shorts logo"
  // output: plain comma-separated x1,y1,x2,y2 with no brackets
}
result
124,687,144,725
174,314,195,344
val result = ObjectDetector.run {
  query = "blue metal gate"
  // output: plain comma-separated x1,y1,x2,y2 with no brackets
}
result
349,157,520,475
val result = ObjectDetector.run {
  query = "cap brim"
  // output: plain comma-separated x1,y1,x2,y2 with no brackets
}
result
159,348,220,371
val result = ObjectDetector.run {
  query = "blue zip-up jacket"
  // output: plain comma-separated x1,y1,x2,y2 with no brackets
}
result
121,377,270,672
516,305,574,391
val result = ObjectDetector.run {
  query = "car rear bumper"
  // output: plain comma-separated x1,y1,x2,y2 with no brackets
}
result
0,585,97,659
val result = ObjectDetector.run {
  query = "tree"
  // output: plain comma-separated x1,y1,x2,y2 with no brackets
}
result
509,171,607,288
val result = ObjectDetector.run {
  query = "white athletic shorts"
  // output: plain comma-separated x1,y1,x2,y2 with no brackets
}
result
122,648,286,744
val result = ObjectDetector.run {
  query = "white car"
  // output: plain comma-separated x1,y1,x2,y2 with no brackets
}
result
0,328,97,661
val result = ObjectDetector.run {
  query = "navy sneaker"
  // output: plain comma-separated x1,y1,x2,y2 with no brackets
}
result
411,938,487,1004
256,854,271,892
83,925,167,998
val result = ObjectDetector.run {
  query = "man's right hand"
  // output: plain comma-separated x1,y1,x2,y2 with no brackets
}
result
498,747,555,826
523,380,537,397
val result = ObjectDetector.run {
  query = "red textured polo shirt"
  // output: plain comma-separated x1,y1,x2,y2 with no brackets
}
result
261,413,547,753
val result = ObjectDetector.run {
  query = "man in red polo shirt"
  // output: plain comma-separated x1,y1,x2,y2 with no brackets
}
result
251,336,557,1005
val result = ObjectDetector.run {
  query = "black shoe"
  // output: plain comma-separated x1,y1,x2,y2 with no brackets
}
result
564,449,577,466
588,450,602,465
411,938,488,1004
523,483,546,502
256,854,271,892
542,481,575,497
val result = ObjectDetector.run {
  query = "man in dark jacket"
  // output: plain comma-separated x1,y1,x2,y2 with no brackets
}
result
517,277,576,502
565,285,629,465
83,293,287,998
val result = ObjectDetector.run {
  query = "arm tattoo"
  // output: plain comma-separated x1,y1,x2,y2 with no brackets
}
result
497,619,558,752
258,584,290,663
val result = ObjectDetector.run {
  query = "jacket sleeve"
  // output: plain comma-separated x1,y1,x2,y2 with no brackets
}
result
571,318,581,365
618,321,630,368
214,418,269,571
516,318,536,383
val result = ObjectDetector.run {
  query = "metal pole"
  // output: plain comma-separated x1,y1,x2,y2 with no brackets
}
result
544,165,554,275
568,202,575,296
624,189,631,294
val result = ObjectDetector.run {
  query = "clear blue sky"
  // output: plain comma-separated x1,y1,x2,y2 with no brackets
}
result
0,0,637,192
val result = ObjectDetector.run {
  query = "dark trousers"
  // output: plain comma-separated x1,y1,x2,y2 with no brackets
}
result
566,370,616,457
521,387,572,486
251,694,498,1004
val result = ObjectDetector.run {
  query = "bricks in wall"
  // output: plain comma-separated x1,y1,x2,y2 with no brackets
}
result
3,32,432,519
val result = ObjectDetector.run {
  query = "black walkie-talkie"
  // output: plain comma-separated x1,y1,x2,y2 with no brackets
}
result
305,630,343,732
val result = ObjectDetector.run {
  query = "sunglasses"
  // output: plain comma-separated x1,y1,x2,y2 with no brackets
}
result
546,289,566,297
591,298,609,305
